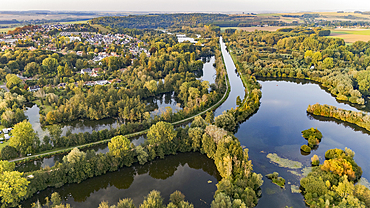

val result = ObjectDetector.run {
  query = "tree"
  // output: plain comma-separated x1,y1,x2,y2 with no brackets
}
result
51,192,61,206
211,192,232,208
0,160,29,207
0,145,18,160
190,116,207,129
108,135,131,158
5,74,22,89
116,198,136,208
205,111,214,124
48,125,62,147
42,57,58,72
311,154,320,166
147,121,177,146
312,51,322,66
214,111,236,132
322,57,334,69
188,127,203,152
144,80,158,94
63,147,86,164
139,190,164,208
136,145,148,165
169,191,185,206
9,120,37,155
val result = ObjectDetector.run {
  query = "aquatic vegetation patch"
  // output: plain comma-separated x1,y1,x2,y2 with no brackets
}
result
290,185,301,193
266,153,303,169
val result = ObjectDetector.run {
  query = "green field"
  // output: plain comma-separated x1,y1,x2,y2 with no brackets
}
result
59,20,89,25
0,27,17,33
91,24,111,33
331,30,370,36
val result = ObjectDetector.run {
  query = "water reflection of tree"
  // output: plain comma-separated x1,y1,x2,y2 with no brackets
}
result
258,77,368,111
307,113,370,135
21,152,220,207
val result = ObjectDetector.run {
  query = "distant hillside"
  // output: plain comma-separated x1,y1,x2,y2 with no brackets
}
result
90,13,288,29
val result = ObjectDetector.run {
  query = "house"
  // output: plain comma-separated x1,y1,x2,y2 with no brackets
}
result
2,128,8,134
29,85,41,92
4,134,10,140
57,83,67,88
90,72,98,77
81,68,92,74
85,81,95,86
76,51,83,56
96,80,109,85
93,56,104,62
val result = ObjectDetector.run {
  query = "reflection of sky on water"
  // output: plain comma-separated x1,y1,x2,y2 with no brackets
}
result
234,80,370,208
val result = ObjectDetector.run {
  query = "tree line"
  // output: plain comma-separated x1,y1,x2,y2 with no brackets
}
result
307,103,370,132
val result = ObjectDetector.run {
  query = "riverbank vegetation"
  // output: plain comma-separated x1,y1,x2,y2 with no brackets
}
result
307,103,370,132
222,27,370,105
300,148,370,207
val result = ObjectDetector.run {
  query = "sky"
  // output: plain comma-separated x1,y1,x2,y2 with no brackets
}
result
2,0,370,12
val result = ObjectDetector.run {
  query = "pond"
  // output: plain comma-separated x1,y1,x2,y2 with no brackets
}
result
21,152,221,208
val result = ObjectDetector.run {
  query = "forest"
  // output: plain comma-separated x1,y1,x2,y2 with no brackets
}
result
90,13,296,30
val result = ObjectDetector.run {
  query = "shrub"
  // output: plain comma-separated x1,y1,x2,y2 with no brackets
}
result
301,144,311,153
311,154,320,166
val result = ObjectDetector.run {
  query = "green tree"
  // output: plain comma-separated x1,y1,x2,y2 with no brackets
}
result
5,74,22,89
190,116,206,129
108,135,131,158
211,192,232,208
312,51,322,66
169,191,185,206
51,192,61,207
188,127,203,152
147,121,177,147
214,111,236,132
9,120,37,155
116,198,136,208
139,190,164,208
144,80,158,94
0,160,29,207
0,145,18,160
42,57,58,72
136,145,148,165
322,57,334,69
205,111,214,124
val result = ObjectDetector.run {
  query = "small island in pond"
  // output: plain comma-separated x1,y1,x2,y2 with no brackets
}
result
300,128,323,154
266,172,286,188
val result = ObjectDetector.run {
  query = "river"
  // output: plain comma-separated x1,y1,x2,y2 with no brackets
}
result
20,37,370,207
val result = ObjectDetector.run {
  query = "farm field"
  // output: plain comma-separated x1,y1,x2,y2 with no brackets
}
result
330,28,370,43
220,26,296,32
0,27,17,33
